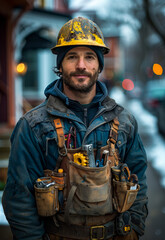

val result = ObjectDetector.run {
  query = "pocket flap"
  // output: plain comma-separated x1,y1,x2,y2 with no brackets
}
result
76,181,110,203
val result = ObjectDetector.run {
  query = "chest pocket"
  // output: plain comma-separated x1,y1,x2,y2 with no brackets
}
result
63,149,114,223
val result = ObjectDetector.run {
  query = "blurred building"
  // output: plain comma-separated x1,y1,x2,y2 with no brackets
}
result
0,0,71,185
102,35,123,92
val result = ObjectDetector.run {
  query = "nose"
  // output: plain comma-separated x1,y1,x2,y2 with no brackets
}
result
76,57,86,70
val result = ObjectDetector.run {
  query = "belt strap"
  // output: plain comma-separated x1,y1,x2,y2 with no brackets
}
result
54,119,65,149
54,119,67,172
47,220,115,240
108,117,120,166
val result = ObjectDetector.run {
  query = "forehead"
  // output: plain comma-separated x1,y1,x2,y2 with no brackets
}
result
66,46,96,55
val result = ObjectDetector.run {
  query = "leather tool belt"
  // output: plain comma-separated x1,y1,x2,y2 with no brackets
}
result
46,220,115,240
34,117,139,239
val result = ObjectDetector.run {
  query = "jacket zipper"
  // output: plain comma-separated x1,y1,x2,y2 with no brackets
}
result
82,105,117,145
83,108,88,127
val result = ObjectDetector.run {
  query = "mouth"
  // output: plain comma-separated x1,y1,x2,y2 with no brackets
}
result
71,71,91,79
73,75,89,78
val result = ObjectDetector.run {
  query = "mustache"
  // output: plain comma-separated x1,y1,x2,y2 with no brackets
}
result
70,71,91,77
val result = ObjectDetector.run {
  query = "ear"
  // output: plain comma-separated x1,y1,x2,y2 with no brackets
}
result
59,67,62,73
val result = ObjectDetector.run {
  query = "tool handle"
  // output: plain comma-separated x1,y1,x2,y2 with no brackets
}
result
82,144,95,167
87,144,95,167
96,141,102,161
120,164,131,182
129,174,138,183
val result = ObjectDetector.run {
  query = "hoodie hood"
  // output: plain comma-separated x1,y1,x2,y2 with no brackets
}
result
45,78,109,126
44,78,108,107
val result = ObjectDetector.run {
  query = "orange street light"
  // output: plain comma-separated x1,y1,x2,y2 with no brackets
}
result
153,63,163,75
16,63,27,75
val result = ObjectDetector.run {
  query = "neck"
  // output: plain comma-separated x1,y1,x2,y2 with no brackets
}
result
63,85,96,104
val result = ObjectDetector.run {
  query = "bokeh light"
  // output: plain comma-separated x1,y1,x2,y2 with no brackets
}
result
122,79,134,91
153,63,163,75
16,63,27,75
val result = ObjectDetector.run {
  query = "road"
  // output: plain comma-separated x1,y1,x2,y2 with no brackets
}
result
127,97,165,240
141,162,165,240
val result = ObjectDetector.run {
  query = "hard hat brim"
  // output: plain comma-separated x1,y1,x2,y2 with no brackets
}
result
51,42,110,55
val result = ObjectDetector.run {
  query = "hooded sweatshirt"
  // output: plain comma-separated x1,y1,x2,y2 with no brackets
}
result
44,78,108,127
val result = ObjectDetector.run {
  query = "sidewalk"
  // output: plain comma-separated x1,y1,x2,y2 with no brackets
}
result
0,192,12,240
141,162,165,240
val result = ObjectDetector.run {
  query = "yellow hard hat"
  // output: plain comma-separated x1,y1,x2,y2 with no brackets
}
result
51,17,109,55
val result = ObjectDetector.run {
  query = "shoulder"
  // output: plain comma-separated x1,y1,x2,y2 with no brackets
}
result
102,96,136,127
118,106,138,136
21,100,55,141
23,100,50,128
118,107,136,125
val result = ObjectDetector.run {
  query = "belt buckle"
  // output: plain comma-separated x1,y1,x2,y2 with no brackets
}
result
91,225,105,240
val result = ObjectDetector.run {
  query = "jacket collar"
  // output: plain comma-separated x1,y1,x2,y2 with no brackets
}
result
46,94,123,117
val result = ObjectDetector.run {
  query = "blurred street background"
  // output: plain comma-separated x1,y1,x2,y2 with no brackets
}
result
0,0,165,239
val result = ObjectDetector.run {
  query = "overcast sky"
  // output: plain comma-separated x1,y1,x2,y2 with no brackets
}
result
70,0,113,18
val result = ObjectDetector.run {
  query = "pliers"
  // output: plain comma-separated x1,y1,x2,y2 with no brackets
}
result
66,126,76,149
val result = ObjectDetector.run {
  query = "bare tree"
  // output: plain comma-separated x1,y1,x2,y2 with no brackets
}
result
144,0,165,45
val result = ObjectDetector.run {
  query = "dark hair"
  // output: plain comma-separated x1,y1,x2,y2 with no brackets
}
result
56,46,104,72
52,66,62,77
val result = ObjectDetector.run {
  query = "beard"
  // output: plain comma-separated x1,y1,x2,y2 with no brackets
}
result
62,69,99,93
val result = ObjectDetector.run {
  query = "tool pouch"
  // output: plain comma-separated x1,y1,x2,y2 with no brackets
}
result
112,179,140,213
64,157,114,220
34,184,59,216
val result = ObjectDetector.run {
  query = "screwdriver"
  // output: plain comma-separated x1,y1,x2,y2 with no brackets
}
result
96,141,102,167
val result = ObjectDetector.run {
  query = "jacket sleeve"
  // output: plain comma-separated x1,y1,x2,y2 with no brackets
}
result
124,115,148,236
2,118,46,240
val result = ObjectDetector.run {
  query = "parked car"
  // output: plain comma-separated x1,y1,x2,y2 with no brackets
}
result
142,80,165,136
142,80,165,115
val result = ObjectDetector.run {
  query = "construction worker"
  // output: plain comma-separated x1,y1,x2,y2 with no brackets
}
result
2,17,148,240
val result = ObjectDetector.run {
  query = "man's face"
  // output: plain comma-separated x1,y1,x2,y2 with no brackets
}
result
60,47,100,93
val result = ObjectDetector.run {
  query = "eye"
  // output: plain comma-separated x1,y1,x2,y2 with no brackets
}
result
86,55,96,60
67,55,77,60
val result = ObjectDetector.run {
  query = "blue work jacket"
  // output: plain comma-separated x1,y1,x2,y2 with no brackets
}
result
2,79,148,240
